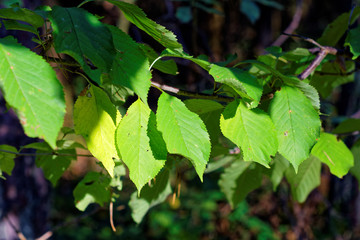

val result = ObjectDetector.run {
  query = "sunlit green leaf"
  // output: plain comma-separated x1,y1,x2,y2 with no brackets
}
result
107,0,183,52
157,92,211,181
116,99,167,192
269,86,320,172
220,100,278,167
210,64,262,107
311,133,353,178
0,36,65,148
74,85,121,177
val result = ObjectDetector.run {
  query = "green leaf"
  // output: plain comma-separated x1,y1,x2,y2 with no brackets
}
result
109,162,126,191
333,118,360,134
269,86,320,172
209,64,262,107
219,160,263,208
285,156,321,202
184,99,224,148
129,169,172,223
107,0,183,52
176,6,192,24
0,145,17,176
74,85,121,177
205,155,235,174
115,99,167,192
73,172,111,211
284,77,320,110
35,143,74,186
270,154,289,191
107,25,151,103
0,7,44,29
160,48,211,70
220,100,278,167
350,140,360,186
139,44,178,75
311,133,353,178
310,61,355,98
156,92,211,181
2,19,38,35
50,6,115,82
317,6,360,46
345,25,360,60
0,36,65,148
240,0,260,24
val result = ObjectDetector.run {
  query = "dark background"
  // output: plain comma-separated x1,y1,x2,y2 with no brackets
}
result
0,0,359,239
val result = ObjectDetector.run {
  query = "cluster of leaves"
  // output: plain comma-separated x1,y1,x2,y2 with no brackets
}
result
0,0,359,223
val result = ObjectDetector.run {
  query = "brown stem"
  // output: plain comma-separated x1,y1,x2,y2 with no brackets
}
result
272,0,303,46
151,81,234,102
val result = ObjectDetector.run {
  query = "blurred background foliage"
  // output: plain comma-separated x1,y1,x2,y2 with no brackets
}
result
0,0,360,239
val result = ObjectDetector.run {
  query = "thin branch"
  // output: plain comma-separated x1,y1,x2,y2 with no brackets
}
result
283,33,339,80
109,201,116,232
151,81,234,102
0,148,94,158
4,215,26,240
272,0,303,46
45,56,80,67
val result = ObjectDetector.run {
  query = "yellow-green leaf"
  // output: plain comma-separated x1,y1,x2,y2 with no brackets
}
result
74,85,121,177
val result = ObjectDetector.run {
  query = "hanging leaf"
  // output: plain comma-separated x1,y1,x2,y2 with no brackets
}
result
107,0,183,52
156,92,211,181
115,99,167,192
317,6,360,46
345,26,360,59
107,25,151,103
285,156,321,202
0,6,44,29
1,19,39,35
74,85,121,177
310,61,355,98
139,44,178,75
311,133,353,178
0,36,65,148
209,64,262,107
184,99,224,147
219,160,263,208
332,118,360,134
270,154,290,191
34,142,74,186
0,145,17,176
50,6,115,82
73,172,111,211
129,169,172,223
350,140,360,187
220,100,278,167
269,86,320,172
